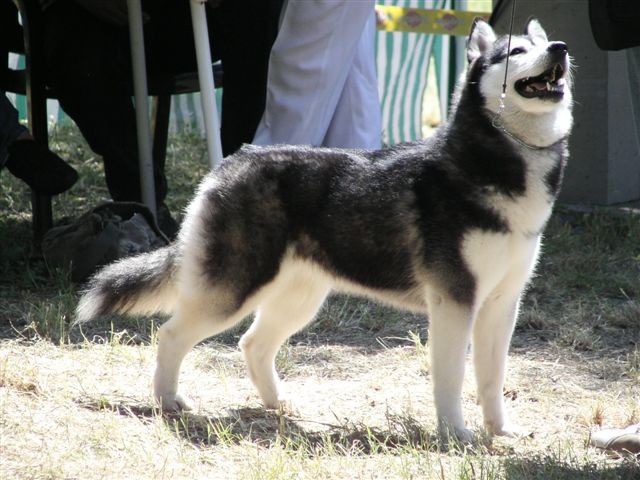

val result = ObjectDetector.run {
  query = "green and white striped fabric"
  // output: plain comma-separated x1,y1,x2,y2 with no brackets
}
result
376,0,460,145
169,90,222,136
377,0,438,145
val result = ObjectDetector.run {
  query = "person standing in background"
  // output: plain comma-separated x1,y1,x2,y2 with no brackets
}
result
253,0,381,150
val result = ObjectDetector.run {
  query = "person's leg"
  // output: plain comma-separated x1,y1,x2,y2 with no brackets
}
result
142,0,282,158
322,11,381,149
0,93,78,194
0,93,28,166
210,0,283,156
42,3,166,204
252,0,375,147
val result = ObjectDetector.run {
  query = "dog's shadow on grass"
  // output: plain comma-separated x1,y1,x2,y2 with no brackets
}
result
76,396,443,455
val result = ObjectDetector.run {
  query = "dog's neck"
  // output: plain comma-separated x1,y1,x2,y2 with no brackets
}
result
489,103,573,150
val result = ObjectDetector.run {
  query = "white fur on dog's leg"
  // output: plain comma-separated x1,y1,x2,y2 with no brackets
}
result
156,392,193,412
491,422,532,438
472,294,519,436
239,320,283,409
439,422,476,445
153,298,234,412
240,273,329,410
428,292,475,442
472,245,538,437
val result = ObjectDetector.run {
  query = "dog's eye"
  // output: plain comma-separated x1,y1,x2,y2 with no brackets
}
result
509,47,526,56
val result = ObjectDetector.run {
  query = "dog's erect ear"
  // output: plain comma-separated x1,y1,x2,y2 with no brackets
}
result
525,17,548,44
467,18,496,63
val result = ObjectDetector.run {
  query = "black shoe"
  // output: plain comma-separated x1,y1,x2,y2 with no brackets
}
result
5,139,78,195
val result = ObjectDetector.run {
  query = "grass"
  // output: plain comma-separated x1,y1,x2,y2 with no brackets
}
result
1,124,639,479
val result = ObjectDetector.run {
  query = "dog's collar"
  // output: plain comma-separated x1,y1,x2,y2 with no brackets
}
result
491,113,566,151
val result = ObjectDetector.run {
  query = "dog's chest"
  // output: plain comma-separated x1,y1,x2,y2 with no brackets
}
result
487,147,562,236
461,228,540,304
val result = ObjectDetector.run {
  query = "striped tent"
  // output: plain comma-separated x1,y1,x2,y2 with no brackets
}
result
376,0,445,145
169,84,222,136
375,0,487,145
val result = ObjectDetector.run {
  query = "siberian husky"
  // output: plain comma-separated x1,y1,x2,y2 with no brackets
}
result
76,18,573,441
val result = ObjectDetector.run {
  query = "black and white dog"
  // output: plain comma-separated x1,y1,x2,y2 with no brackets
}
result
77,19,573,442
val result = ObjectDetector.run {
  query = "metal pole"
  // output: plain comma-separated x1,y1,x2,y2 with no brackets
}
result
190,0,223,168
127,0,156,216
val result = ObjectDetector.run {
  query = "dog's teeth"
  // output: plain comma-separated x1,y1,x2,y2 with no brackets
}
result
546,82,551,90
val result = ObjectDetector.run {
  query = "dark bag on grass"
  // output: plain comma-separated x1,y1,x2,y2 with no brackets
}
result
42,202,169,283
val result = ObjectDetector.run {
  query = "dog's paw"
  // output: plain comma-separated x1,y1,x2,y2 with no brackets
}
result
439,425,476,445
262,396,293,413
453,426,476,444
157,393,193,412
490,422,532,438
262,400,279,410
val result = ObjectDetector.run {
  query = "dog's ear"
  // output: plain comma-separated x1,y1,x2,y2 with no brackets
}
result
525,17,548,44
467,18,496,64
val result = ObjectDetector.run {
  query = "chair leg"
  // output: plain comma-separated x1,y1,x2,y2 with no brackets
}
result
152,95,171,171
31,191,53,246
27,82,52,248
27,106,53,249
19,0,53,250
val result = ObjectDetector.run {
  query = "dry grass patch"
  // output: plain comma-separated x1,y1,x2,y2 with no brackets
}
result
1,333,639,479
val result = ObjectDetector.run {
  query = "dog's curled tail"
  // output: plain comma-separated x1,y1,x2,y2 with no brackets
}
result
75,245,179,324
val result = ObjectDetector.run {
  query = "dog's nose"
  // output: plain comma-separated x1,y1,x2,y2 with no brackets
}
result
547,42,568,54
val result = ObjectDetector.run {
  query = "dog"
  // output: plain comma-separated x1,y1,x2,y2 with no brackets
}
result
76,18,573,442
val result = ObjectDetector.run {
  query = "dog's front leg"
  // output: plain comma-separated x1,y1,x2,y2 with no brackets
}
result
472,290,522,437
472,243,539,437
427,290,475,443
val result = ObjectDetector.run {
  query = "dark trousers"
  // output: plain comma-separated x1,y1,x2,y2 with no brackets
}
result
42,0,281,204
0,92,29,166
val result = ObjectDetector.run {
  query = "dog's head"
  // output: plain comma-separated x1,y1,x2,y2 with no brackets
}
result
466,18,573,116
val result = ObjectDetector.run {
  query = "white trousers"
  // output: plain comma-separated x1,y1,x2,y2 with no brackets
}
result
253,0,381,149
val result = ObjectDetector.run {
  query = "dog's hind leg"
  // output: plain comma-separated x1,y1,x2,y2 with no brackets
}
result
427,290,476,443
154,295,244,411
239,270,330,409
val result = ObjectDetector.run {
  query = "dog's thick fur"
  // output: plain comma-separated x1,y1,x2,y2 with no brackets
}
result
76,19,573,441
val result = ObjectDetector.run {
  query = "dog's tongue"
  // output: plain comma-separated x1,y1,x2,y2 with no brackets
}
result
529,81,548,91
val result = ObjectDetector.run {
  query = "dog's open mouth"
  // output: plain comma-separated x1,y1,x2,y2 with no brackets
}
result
515,63,566,100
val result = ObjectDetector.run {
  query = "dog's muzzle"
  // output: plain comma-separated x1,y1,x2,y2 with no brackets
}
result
515,42,568,101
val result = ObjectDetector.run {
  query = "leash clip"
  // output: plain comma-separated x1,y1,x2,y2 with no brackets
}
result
492,92,506,129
